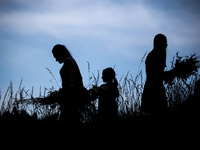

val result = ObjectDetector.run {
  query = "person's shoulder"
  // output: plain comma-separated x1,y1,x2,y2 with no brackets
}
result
63,57,76,65
99,84,109,90
100,84,107,88
64,57,73,62
146,49,157,63
147,49,156,57
145,50,152,63
100,83,114,92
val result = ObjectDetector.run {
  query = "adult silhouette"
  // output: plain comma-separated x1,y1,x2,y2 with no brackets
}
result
141,34,174,115
52,44,85,126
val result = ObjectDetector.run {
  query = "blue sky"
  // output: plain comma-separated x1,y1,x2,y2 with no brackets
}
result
0,0,200,97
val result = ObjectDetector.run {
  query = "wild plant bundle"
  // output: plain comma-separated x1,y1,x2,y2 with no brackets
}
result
165,52,200,85
173,52,200,81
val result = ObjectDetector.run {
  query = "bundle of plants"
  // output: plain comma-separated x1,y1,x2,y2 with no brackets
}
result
174,52,200,80
165,52,200,84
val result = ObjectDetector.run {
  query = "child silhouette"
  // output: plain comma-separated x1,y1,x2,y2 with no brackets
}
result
98,68,119,123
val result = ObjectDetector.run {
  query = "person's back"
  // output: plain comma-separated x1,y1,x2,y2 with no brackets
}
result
60,57,83,90
52,44,84,126
145,49,166,86
141,34,168,114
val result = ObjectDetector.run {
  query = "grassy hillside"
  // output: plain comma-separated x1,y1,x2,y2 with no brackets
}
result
0,53,199,135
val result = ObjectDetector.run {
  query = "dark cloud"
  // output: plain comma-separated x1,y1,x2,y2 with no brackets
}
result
0,0,24,12
145,0,200,14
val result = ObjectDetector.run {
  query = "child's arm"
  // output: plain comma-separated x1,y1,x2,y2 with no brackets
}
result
88,85,99,100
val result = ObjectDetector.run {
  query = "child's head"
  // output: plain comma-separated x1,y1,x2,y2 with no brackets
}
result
102,68,116,83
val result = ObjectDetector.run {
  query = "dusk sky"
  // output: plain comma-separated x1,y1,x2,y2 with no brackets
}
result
0,0,200,97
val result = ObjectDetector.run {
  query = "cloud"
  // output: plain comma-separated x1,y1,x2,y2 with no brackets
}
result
0,0,163,36
1,0,200,62
1,0,200,97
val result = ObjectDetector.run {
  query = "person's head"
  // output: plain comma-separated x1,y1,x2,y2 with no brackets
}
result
52,44,72,64
153,34,168,50
102,67,117,84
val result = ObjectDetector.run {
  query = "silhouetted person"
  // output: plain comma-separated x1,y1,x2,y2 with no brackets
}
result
98,68,119,124
52,44,84,126
141,34,175,115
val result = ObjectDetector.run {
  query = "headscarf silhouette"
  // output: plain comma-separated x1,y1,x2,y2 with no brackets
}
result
141,34,168,114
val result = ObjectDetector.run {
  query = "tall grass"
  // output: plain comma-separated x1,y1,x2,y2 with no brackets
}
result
0,52,199,124
0,79,60,120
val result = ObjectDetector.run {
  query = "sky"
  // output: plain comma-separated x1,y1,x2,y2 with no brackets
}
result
0,0,200,97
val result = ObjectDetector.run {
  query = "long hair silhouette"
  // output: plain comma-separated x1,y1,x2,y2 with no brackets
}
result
98,67,119,123
52,44,84,126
